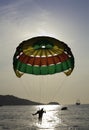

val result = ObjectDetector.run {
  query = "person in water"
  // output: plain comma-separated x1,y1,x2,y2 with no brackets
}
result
32,108,46,123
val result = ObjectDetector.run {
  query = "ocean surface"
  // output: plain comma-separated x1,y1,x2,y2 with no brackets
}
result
0,104,89,130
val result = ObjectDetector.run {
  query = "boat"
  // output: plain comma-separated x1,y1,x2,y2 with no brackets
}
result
61,106,68,110
76,99,80,105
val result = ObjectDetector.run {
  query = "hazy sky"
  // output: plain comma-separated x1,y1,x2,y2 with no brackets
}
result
0,0,89,104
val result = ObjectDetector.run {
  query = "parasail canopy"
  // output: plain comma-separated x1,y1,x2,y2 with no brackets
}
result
13,36,74,77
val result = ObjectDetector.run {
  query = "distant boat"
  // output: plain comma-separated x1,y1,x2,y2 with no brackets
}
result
76,99,80,105
61,106,68,110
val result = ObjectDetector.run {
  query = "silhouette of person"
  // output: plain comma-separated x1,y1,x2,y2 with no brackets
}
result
32,108,46,123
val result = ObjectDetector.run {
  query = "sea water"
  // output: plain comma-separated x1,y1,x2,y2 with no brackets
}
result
0,104,89,130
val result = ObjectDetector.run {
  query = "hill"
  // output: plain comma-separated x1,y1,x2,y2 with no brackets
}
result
48,102,59,105
0,95,42,105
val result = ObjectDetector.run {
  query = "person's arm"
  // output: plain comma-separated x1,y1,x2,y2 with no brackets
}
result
32,111,38,116
43,110,46,113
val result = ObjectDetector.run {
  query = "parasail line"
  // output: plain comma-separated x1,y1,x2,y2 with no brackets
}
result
50,76,67,102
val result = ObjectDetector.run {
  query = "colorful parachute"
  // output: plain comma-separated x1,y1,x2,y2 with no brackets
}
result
13,36,74,77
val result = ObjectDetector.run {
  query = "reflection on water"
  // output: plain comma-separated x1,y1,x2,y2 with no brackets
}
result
32,105,64,129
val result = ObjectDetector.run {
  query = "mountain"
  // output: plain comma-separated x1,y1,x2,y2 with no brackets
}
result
0,95,42,105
